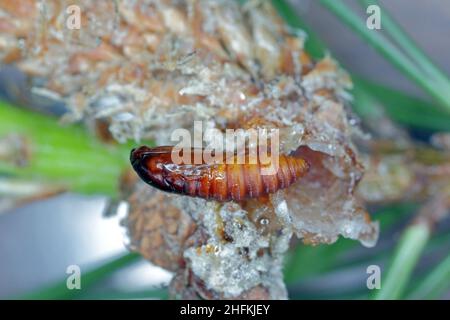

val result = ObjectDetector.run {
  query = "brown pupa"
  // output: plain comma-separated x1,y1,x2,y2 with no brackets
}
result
130,145,309,202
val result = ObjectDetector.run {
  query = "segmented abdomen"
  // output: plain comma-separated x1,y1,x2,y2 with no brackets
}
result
130,146,309,202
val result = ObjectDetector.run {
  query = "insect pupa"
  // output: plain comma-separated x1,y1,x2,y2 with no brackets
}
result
130,145,309,202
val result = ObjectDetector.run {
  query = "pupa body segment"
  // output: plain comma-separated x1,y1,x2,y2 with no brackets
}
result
130,145,309,202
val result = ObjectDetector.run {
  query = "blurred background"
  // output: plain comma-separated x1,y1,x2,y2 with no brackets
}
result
297,0,450,97
1,0,449,299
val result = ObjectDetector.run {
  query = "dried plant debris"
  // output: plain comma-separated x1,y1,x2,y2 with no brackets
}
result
0,133,31,167
358,140,450,204
2,0,380,298
125,182,196,272
124,179,291,299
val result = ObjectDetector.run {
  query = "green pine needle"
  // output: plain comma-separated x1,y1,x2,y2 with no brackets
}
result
374,223,430,300
0,100,132,196
320,0,450,113
18,253,142,300
358,0,450,88
408,253,450,299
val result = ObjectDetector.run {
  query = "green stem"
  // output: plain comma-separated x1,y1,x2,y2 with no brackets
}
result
353,77,450,131
0,100,132,196
408,253,450,299
358,0,450,87
19,253,142,300
320,0,450,113
374,223,430,300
